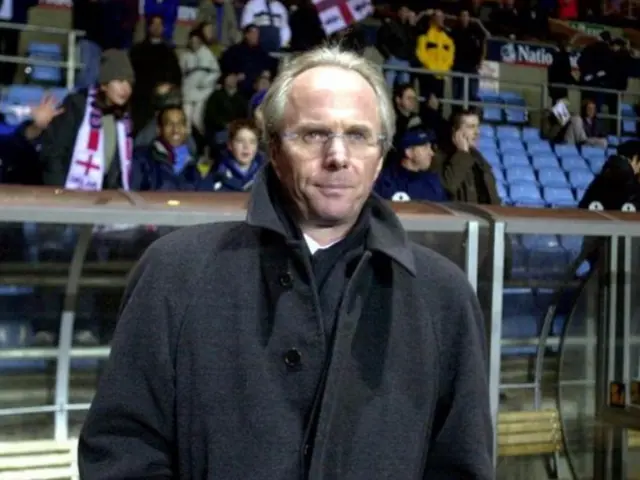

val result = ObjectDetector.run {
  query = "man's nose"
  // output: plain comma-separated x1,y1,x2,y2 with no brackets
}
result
323,135,349,169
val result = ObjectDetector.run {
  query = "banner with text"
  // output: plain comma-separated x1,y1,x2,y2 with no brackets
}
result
485,37,640,77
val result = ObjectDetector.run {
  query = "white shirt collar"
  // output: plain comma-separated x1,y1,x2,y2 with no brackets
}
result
303,233,341,255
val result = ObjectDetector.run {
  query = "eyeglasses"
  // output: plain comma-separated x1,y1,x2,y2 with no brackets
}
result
281,129,385,154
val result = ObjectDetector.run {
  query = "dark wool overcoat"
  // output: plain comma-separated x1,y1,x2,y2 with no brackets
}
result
78,167,493,479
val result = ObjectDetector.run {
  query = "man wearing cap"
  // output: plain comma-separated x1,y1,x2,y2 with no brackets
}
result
375,128,447,202
40,49,135,191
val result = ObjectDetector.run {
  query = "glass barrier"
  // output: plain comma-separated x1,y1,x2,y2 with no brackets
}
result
2,189,640,479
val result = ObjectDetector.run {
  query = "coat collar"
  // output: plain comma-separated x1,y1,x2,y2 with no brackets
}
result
246,165,416,275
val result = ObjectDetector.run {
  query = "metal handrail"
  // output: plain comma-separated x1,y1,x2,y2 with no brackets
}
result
0,22,84,90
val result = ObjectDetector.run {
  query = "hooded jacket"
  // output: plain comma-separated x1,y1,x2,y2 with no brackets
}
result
578,154,640,211
78,166,493,479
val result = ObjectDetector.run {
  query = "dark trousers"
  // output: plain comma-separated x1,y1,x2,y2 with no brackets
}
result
0,29,19,85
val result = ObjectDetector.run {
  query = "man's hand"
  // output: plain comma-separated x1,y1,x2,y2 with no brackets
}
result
31,94,64,130
453,130,470,153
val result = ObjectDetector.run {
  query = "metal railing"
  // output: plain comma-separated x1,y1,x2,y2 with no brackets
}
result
0,21,84,90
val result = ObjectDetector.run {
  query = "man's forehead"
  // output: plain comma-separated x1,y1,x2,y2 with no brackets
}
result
285,66,379,124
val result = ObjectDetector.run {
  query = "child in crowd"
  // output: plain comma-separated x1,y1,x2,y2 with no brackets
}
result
195,118,265,191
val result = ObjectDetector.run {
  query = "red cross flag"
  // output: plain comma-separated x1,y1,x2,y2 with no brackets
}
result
312,0,374,36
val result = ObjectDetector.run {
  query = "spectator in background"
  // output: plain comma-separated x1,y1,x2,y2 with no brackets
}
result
220,25,276,98
450,9,485,107
548,41,574,105
376,4,417,88
375,129,447,202
241,0,291,52
134,82,198,155
288,0,326,52
181,23,221,135
392,83,422,151
0,94,62,185
578,32,611,106
132,106,198,191
415,10,454,101
604,38,632,135
489,0,521,38
39,50,135,190
249,71,271,115
203,72,249,149
436,109,500,204
197,0,241,56
144,0,179,42
129,15,182,134
198,118,265,191
73,0,106,89
420,93,449,144
579,140,640,211
564,99,607,147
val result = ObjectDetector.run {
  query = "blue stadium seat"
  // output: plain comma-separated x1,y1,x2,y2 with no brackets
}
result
561,155,589,172
576,188,586,202
527,142,553,155
623,120,636,134
478,90,500,103
482,107,502,122
1,85,44,125
500,138,525,150
509,237,528,279
496,183,509,203
27,42,63,57
500,91,525,105
477,137,496,149
621,103,634,115
502,287,538,338
505,108,527,125
560,235,584,258
608,135,619,146
479,124,495,138
531,154,560,170
496,125,521,139
538,168,569,188
555,144,580,157
6,85,44,104
588,157,605,173
506,166,536,184
581,145,606,159
569,170,594,189
502,153,529,168
522,234,569,277
543,186,576,207
481,150,501,166
0,123,18,136
521,127,540,141
492,166,506,183
510,183,544,207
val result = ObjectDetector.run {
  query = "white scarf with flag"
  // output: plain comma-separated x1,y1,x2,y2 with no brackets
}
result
64,88,132,192
312,0,373,36
65,88,136,235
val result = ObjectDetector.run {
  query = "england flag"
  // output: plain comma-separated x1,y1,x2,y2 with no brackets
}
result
312,0,374,36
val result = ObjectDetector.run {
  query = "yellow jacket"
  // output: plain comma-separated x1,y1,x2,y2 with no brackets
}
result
416,27,455,78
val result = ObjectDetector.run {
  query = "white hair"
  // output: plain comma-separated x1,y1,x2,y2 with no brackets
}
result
260,46,396,154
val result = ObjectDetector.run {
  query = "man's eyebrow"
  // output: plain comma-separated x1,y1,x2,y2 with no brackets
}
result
293,121,375,131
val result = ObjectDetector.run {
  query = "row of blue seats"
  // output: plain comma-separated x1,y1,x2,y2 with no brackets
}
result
486,154,603,174
26,42,64,84
499,184,582,208
494,166,594,189
479,123,637,145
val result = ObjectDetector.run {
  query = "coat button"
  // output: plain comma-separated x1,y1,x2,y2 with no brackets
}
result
284,348,302,368
278,272,293,288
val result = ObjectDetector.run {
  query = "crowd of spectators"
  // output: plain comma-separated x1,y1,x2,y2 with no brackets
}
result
0,0,637,345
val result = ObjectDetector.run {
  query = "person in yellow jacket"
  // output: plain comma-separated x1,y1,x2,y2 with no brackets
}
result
415,9,455,103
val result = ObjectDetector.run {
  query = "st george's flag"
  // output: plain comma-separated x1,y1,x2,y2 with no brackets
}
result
312,0,374,36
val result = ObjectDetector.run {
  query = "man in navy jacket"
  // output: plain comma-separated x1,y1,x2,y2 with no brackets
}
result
376,128,448,202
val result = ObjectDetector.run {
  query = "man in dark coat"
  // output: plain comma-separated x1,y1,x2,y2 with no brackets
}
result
579,140,640,211
78,45,493,479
